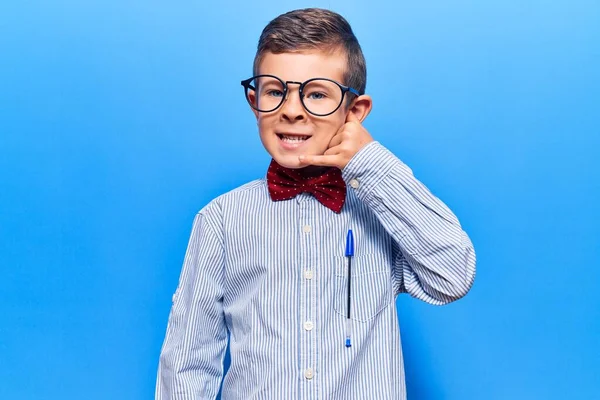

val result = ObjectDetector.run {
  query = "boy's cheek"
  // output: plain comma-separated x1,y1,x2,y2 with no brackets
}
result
310,139,332,156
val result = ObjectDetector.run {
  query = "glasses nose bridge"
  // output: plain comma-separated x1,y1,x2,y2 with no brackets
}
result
283,80,304,100
279,80,306,118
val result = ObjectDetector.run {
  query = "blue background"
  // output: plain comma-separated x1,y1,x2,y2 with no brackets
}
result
1,1,598,399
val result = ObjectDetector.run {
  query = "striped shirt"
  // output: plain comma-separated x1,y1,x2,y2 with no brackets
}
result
156,141,476,400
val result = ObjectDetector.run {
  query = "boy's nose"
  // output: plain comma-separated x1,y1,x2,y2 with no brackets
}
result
280,89,306,121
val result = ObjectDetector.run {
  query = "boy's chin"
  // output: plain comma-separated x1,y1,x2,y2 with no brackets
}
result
272,155,303,169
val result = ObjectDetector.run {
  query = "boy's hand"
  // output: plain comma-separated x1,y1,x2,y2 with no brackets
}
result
298,112,374,169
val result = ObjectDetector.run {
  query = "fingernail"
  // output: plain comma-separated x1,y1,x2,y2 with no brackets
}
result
298,156,305,162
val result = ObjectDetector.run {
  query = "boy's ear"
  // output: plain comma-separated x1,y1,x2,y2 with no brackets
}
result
248,92,259,119
347,94,373,123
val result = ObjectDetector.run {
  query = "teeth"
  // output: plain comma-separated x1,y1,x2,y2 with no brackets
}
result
281,135,309,142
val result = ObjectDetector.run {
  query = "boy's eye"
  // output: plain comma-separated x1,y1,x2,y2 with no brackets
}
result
306,91,327,100
265,89,284,97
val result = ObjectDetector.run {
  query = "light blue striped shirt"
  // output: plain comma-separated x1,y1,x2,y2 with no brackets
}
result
156,141,476,399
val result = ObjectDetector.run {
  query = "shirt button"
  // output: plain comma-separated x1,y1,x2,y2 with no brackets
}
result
305,368,314,380
304,321,314,331
349,179,360,189
303,225,311,233
304,270,313,280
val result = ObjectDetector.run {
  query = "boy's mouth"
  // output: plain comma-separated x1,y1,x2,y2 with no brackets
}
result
277,133,311,143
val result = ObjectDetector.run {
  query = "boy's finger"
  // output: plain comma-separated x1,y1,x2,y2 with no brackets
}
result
324,144,342,156
328,132,344,148
298,154,339,167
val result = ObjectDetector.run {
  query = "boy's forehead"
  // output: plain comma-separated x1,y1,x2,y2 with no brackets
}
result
257,50,347,82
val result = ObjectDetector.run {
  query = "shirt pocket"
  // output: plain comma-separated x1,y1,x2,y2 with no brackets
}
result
333,253,393,322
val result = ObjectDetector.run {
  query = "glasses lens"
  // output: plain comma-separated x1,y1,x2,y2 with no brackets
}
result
246,76,285,112
302,79,343,115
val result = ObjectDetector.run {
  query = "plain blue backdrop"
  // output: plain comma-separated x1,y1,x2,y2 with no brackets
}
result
1,1,598,399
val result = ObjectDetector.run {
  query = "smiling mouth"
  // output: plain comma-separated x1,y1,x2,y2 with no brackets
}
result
277,134,311,143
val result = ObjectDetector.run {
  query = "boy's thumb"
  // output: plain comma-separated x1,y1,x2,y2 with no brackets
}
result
346,111,360,123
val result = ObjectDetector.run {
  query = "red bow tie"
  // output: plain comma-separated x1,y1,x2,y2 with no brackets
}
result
266,160,347,213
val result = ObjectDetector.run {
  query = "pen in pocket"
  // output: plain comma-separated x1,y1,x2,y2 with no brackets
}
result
345,229,354,347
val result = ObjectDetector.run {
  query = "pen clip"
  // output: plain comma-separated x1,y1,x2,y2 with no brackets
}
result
345,229,354,257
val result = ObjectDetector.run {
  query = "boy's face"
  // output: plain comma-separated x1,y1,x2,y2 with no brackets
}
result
252,49,356,169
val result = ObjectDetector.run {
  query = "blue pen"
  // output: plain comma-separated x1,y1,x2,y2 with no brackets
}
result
345,229,354,347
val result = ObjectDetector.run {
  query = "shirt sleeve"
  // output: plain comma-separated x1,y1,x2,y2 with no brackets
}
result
156,205,227,399
341,141,476,305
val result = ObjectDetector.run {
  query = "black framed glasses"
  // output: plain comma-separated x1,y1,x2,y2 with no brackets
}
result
241,75,360,117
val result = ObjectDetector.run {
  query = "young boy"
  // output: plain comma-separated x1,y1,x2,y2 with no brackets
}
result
156,8,476,400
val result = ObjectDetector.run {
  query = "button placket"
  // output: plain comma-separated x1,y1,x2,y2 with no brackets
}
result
299,199,321,392
299,200,316,391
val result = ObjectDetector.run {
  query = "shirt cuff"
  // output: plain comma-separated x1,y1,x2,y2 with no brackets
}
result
341,141,404,202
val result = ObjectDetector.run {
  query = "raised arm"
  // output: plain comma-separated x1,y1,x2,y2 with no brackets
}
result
342,141,476,305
